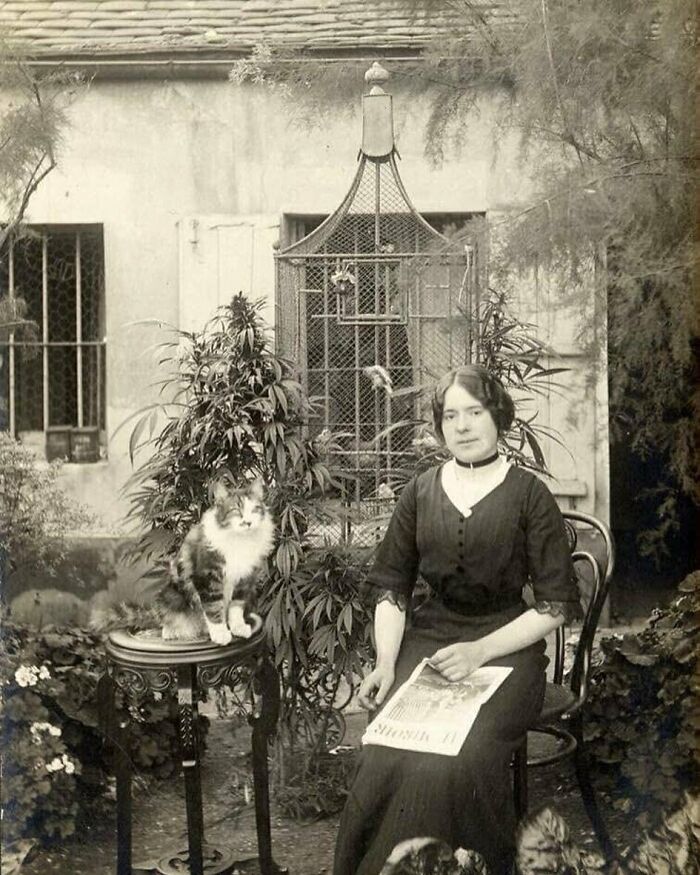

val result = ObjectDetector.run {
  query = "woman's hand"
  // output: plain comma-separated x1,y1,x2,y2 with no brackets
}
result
428,641,487,682
357,664,395,710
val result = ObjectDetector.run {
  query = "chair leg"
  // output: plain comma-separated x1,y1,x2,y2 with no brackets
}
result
571,715,616,862
178,667,204,875
513,738,528,821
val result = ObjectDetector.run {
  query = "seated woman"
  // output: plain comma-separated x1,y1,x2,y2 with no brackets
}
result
333,364,580,875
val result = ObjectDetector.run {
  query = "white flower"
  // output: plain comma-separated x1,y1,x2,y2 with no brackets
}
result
30,721,62,743
14,665,38,687
46,757,64,773
377,482,395,500
38,666,51,680
61,755,75,775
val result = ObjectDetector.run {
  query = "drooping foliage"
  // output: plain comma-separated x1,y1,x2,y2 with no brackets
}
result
415,0,699,548
0,30,83,252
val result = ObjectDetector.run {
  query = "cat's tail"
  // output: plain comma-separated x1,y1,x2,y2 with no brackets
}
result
88,600,163,635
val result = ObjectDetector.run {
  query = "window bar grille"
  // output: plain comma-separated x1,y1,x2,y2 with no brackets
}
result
8,243,16,436
75,232,83,428
42,233,49,432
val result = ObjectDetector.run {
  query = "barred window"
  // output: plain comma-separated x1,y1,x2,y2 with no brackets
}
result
0,226,106,462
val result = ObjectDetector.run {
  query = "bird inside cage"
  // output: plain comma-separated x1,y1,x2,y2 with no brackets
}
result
362,365,393,395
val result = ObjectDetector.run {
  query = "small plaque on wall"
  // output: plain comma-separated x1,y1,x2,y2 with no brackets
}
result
45,427,72,462
70,427,100,463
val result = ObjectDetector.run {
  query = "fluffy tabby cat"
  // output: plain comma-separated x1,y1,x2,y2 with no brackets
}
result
94,474,275,645
159,474,275,644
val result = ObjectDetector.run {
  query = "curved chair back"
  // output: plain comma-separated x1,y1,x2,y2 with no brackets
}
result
558,510,615,709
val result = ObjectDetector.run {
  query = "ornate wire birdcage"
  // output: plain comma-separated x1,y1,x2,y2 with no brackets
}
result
275,64,485,544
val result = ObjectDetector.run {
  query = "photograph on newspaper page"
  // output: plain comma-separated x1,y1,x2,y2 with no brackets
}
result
362,659,513,756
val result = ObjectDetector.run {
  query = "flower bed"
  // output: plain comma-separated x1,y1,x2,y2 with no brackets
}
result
0,622,208,846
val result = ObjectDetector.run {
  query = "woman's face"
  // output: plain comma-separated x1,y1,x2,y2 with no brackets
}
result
441,383,499,463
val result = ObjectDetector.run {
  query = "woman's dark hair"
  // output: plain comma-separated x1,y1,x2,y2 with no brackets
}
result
431,365,515,440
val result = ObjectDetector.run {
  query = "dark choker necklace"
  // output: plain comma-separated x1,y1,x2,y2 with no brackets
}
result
455,451,499,470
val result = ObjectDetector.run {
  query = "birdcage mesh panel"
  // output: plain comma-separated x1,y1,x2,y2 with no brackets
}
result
288,158,441,257
277,157,475,543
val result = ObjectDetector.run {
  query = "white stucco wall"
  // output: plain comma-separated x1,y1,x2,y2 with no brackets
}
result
11,75,607,529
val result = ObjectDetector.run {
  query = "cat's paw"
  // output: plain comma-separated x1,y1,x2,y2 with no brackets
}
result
229,619,254,639
208,624,233,646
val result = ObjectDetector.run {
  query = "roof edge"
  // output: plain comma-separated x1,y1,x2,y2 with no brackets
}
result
18,45,428,80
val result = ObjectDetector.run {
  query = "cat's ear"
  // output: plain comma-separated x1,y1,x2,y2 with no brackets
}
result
249,476,265,500
208,476,230,505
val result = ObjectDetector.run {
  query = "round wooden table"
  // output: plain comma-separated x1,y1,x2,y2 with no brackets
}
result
98,616,283,875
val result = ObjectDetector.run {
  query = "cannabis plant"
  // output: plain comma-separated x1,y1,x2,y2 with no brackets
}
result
124,294,335,571
123,295,372,760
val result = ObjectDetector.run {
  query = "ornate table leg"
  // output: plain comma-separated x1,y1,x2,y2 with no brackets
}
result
98,668,133,875
115,715,133,875
177,665,204,875
250,655,281,875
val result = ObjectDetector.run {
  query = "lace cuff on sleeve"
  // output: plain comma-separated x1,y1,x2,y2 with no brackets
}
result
533,599,582,624
371,588,409,612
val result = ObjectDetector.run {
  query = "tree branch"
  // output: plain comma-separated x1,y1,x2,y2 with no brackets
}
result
540,0,586,169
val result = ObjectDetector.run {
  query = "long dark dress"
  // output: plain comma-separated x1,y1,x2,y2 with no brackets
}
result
334,464,580,875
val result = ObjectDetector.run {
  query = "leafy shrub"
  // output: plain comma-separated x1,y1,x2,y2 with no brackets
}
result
0,433,93,588
585,570,699,827
379,792,700,874
121,295,380,814
264,546,374,745
123,297,363,727
0,623,104,844
274,747,358,821
0,622,208,846
124,293,337,567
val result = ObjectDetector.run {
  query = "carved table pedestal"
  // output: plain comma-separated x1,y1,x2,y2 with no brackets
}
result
98,616,282,875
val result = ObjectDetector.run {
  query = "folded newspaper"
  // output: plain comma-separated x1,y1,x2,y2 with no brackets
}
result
362,658,513,756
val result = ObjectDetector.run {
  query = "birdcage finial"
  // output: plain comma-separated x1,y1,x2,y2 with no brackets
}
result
361,62,395,160
365,61,390,95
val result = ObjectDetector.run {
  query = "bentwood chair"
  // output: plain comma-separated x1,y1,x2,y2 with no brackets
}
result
513,510,616,861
